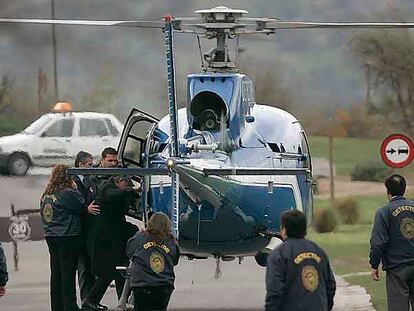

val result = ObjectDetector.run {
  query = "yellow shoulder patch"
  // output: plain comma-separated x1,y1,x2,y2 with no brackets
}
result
42,203,54,223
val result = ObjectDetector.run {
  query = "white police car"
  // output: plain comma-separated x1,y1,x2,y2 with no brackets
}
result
0,103,123,175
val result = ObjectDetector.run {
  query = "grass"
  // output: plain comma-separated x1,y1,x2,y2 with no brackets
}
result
308,136,414,179
308,136,382,176
348,275,387,311
308,194,403,310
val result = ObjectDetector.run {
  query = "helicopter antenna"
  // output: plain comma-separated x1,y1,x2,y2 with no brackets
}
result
164,15,180,239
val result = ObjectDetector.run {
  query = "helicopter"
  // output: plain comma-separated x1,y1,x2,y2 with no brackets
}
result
2,5,414,267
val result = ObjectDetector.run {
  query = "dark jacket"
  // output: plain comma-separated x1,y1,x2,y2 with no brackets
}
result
265,238,336,311
73,175,98,206
40,188,85,237
87,178,138,278
0,242,7,287
126,231,180,288
370,196,414,270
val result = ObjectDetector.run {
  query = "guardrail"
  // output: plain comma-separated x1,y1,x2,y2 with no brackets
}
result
0,203,43,270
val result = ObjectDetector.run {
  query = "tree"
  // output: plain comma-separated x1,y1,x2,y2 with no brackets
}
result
350,29,414,136
81,64,120,114
0,75,15,114
240,59,294,110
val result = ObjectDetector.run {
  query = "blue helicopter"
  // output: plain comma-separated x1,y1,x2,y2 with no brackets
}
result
115,7,313,264
2,5,414,266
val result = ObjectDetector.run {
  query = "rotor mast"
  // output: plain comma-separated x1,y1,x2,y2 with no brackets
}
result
195,6,248,72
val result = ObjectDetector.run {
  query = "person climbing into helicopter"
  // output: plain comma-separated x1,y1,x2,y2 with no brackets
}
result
265,210,336,311
82,175,140,311
126,212,180,311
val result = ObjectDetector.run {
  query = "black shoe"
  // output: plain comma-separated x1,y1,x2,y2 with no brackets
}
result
82,300,108,311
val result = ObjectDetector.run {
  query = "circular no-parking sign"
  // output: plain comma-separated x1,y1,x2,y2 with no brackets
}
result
380,134,414,168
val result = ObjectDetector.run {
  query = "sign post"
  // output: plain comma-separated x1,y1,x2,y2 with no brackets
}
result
380,134,414,168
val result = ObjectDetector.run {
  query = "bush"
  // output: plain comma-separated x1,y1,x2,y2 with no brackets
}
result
313,208,337,233
351,161,392,182
0,116,27,136
334,198,360,225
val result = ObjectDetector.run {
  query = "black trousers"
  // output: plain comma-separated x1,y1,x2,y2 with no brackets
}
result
386,265,414,311
133,286,173,311
86,273,125,305
46,236,81,311
77,241,95,302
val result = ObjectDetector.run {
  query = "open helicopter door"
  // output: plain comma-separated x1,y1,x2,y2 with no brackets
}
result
117,108,161,224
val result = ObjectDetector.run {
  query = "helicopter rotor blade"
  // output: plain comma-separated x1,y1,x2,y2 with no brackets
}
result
0,18,165,28
263,21,414,30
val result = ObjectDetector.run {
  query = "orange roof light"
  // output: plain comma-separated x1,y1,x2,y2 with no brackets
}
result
53,102,72,112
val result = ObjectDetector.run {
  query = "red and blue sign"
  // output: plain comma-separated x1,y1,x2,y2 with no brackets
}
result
380,134,414,168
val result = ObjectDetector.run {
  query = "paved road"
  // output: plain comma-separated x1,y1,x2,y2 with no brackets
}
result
0,173,375,310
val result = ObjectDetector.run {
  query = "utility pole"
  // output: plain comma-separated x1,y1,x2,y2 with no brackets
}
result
329,119,335,204
51,0,59,102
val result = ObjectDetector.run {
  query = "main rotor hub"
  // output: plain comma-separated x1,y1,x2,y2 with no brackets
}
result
194,6,248,72
195,6,248,24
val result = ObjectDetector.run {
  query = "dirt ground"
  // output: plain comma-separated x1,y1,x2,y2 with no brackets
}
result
315,176,413,200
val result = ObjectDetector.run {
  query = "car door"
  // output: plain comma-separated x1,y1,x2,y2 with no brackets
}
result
34,117,75,166
77,118,112,159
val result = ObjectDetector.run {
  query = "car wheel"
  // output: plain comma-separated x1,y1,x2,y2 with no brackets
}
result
8,153,30,176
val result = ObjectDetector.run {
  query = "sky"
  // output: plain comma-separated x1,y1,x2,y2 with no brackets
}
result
0,0,413,119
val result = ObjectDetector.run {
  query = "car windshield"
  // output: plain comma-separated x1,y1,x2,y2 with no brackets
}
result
23,114,54,135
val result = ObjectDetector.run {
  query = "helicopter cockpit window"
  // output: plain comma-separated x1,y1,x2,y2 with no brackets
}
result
123,120,154,167
190,91,228,131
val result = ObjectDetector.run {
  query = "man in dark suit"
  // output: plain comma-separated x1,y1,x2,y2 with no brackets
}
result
73,151,101,308
82,175,140,310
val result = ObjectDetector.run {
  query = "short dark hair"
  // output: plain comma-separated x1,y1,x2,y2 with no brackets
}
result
385,174,406,196
74,151,92,167
281,210,307,239
101,147,118,159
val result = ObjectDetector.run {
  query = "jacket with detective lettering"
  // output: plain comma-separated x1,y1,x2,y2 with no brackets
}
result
265,238,336,311
370,196,414,270
40,188,85,237
126,231,180,288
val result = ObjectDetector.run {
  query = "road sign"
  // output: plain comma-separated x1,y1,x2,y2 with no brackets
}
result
380,134,414,168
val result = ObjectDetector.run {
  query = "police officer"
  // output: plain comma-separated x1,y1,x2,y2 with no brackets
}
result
40,164,85,311
265,210,336,311
370,174,414,311
0,242,8,297
126,212,180,311
73,151,101,307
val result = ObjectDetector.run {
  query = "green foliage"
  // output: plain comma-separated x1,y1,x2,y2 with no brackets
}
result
0,116,27,136
351,161,392,182
313,208,337,233
334,197,360,225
